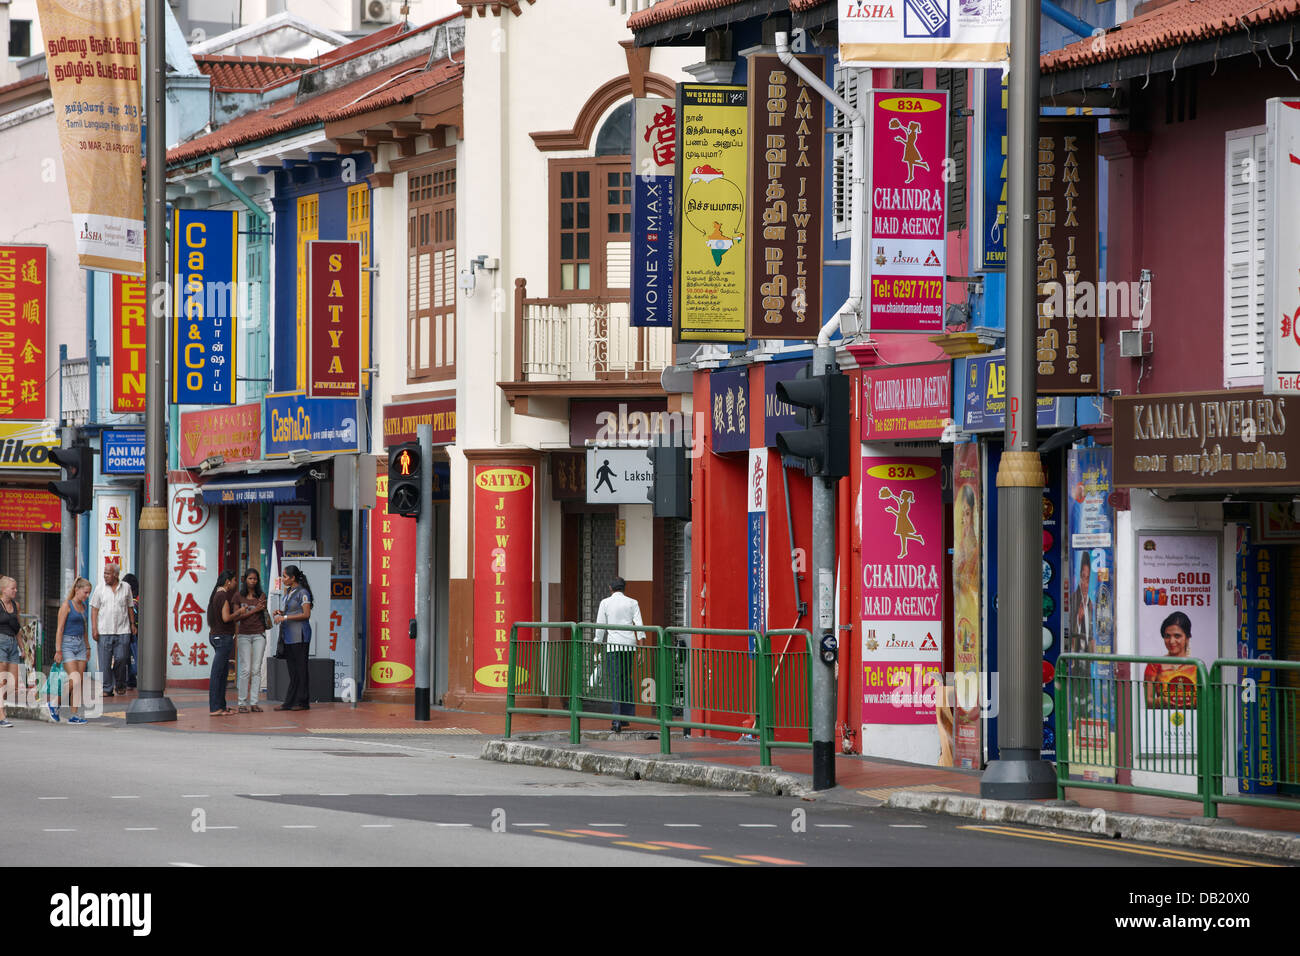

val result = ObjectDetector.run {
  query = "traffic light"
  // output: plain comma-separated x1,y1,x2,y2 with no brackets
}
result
48,444,94,514
646,440,691,519
775,364,850,479
387,442,422,517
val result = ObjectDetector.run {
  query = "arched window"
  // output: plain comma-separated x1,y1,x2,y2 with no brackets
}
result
548,99,633,297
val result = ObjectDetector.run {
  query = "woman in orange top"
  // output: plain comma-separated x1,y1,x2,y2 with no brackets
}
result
1143,611,1198,709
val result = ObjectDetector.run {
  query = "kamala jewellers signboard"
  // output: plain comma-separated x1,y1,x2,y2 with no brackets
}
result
746,54,823,340
1264,98,1300,395
1035,119,1100,395
1113,390,1300,488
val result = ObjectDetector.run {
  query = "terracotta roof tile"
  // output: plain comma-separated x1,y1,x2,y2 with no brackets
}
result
167,53,462,166
1042,0,1300,73
628,0,750,29
196,55,315,92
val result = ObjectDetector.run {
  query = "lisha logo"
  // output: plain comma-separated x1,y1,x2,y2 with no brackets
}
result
684,165,744,266
50,887,151,936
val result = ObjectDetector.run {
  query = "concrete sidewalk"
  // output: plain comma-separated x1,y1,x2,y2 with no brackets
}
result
14,688,1300,862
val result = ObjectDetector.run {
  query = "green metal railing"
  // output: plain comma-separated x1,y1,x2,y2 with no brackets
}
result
1055,653,1300,819
1209,659,1300,814
1055,653,1213,816
504,622,813,766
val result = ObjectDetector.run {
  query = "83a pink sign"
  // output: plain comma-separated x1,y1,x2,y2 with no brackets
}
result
860,454,944,725
868,91,948,333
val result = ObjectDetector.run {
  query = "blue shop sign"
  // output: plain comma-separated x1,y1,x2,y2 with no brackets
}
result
763,360,807,447
710,367,749,453
959,354,1071,432
101,430,145,475
264,393,360,457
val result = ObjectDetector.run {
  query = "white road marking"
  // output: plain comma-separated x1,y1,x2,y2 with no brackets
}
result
110,795,140,799
815,824,853,828
282,825,317,829
385,793,418,796
511,823,549,828
889,824,927,829
664,823,701,828
320,792,350,796
587,823,625,828
169,862,203,867
125,827,158,831
361,824,393,828
38,796,68,800
43,828,76,832
739,824,777,828
182,794,209,798
205,826,238,830
247,793,281,797
435,823,471,828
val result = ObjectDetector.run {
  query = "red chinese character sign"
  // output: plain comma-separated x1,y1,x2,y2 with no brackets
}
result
367,474,416,690
166,479,218,684
867,91,948,333
0,245,48,419
472,465,535,693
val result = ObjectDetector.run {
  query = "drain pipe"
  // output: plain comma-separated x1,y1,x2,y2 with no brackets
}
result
1041,0,1097,39
775,32,863,348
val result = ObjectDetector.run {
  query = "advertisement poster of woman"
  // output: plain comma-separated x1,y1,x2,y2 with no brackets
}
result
1135,533,1218,761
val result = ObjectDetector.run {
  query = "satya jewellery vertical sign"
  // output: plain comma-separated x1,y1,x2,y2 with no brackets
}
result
172,209,238,405
868,90,947,334
1035,118,1100,395
308,240,361,397
0,245,47,419
35,0,144,275
112,273,146,412
1264,98,1300,395
368,473,416,690
746,54,823,340
632,97,675,328
675,84,748,343
839,0,1009,67
473,465,535,693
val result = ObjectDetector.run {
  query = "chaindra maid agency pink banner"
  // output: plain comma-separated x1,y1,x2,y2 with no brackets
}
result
861,455,944,726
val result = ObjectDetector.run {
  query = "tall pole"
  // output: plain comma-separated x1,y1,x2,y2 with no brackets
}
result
980,0,1052,796
127,0,176,723
414,423,432,720
811,345,837,791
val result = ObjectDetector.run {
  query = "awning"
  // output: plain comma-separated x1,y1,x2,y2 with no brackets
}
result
200,468,311,505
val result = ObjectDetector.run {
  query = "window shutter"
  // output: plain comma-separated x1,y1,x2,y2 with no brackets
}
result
1224,127,1268,384
938,69,968,232
833,65,863,241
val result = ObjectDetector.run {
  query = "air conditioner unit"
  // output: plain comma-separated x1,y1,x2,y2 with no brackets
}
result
362,0,394,24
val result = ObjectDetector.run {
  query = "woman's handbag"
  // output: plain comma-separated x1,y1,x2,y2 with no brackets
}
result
262,608,274,630
275,630,286,659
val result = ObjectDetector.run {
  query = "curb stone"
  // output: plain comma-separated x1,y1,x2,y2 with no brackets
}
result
885,790,1300,863
482,739,811,797
7,703,56,724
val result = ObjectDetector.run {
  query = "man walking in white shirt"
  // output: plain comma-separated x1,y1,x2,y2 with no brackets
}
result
90,563,136,697
595,577,642,733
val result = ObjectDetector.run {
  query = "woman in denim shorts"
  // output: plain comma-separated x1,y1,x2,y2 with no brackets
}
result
0,575,25,728
52,577,92,723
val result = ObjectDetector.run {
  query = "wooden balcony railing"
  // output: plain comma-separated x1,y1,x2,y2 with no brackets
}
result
512,278,672,383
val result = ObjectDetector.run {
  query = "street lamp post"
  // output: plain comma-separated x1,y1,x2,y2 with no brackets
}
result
980,0,1054,797
127,0,177,724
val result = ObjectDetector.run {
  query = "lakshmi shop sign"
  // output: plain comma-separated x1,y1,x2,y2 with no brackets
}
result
1114,389,1300,487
